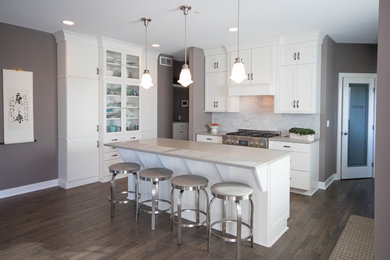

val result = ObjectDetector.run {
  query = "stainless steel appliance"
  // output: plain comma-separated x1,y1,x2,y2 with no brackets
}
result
222,129,281,149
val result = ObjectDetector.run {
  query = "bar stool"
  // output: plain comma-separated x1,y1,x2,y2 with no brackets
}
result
137,167,173,230
170,175,210,245
108,162,141,218
208,182,254,260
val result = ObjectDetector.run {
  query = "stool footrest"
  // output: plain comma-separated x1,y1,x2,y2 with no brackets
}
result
139,199,171,214
210,219,253,243
108,190,140,204
173,209,207,228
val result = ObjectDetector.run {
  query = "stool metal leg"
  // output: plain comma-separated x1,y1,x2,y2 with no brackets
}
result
135,173,139,222
151,181,158,231
208,197,216,252
236,200,242,260
177,190,184,245
222,199,227,234
249,198,254,248
202,189,210,251
110,174,116,218
195,190,200,225
170,187,175,231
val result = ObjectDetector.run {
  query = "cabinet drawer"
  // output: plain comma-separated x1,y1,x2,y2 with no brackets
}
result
104,150,122,161
290,170,310,190
290,151,310,172
269,141,310,153
104,146,118,154
173,123,189,130
196,134,223,144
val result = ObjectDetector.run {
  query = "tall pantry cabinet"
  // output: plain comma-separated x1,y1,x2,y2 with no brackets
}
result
54,31,99,189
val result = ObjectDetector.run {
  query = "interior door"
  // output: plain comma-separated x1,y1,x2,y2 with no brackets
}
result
341,75,376,179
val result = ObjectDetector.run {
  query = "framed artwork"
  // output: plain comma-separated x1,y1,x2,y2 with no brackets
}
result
3,69,34,144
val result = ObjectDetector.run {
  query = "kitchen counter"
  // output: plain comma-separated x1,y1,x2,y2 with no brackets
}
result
196,131,227,137
269,136,319,144
106,138,290,247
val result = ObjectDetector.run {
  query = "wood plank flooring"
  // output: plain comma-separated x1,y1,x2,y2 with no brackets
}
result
0,178,374,259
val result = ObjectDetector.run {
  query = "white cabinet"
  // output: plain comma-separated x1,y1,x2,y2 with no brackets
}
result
196,134,223,144
229,46,276,85
204,52,239,112
281,41,316,66
206,54,227,72
278,64,316,113
98,38,158,182
276,33,324,114
173,122,189,140
54,30,99,189
269,140,319,196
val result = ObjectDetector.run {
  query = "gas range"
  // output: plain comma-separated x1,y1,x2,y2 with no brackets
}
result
222,129,281,149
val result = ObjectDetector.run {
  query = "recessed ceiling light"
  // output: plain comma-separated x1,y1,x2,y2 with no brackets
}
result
152,43,160,48
62,20,75,26
228,27,238,32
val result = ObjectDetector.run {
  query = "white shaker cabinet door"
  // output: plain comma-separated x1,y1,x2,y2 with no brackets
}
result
278,66,296,113
206,54,227,73
295,64,315,113
251,46,274,84
66,41,98,79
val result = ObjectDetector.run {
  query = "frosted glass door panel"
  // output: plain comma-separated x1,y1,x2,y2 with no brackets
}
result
106,50,122,77
126,54,139,79
347,83,369,167
106,83,122,132
126,85,139,131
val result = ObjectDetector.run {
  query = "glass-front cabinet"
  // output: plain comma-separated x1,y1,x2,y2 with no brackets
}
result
105,83,140,134
105,50,140,80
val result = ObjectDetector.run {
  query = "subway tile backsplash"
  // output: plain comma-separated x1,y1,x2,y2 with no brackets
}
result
212,96,320,137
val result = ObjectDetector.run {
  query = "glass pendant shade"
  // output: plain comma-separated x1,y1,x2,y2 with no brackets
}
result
229,58,246,83
140,70,153,89
178,64,193,87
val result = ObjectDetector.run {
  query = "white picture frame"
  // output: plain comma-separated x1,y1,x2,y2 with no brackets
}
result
3,69,34,144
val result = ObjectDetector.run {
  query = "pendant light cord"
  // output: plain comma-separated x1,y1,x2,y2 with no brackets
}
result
184,10,187,65
237,0,240,60
145,20,148,70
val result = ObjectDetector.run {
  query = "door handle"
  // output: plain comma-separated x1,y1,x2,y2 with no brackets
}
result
343,132,348,136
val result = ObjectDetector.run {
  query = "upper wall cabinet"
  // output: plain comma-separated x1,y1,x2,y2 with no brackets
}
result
206,54,227,72
229,46,276,86
275,31,325,114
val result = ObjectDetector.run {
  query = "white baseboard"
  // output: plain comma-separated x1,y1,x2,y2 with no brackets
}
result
0,179,59,199
318,173,338,190
58,176,98,189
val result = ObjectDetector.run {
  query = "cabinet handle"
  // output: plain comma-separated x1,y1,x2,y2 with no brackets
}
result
283,145,291,148
112,138,118,141
217,101,219,108
293,52,297,60
214,62,216,69
217,62,219,69
297,52,300,60
251,73,254,80
293,100,296,108
112,154,118,157
297,100,299,108
248,73,251,80
97,125,99,132
130,137,136,140
206,138,212,140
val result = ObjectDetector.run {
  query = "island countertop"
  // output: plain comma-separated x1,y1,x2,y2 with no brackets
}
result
106,137,290,171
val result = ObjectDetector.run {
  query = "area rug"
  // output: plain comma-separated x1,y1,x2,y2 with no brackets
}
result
329,215,374,260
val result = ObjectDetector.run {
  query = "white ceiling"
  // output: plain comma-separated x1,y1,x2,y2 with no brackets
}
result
0,0,379,59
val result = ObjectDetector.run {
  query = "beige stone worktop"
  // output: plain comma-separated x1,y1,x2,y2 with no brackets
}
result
106,137,290,170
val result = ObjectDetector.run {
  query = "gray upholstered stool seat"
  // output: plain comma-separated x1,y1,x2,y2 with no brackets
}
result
208,182,254,260
108,162,141,218
211,182,253,201
137,167,173,230
171,175,209,190
170,174,210,246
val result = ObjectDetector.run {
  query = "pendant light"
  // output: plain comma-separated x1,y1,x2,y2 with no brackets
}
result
178,5,193,87
229,0,247,83
140,17,153,89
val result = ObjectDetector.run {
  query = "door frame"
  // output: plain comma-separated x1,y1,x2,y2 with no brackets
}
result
336,73,377,180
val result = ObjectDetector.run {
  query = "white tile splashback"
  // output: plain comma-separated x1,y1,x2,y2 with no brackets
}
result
212,96,320,137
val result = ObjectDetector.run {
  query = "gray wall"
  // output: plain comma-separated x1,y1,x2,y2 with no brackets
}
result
335,44,377,73
188,47,211,140
0,22,57,190
157,54,173,138
375,0,390,257
319,36,337,182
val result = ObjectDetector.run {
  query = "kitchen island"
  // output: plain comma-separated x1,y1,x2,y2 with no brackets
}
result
106,138,290,247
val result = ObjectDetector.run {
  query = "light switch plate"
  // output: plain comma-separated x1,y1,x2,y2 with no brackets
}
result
326,120,330,127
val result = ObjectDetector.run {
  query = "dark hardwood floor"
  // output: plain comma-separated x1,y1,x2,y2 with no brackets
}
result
0,178,374,260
